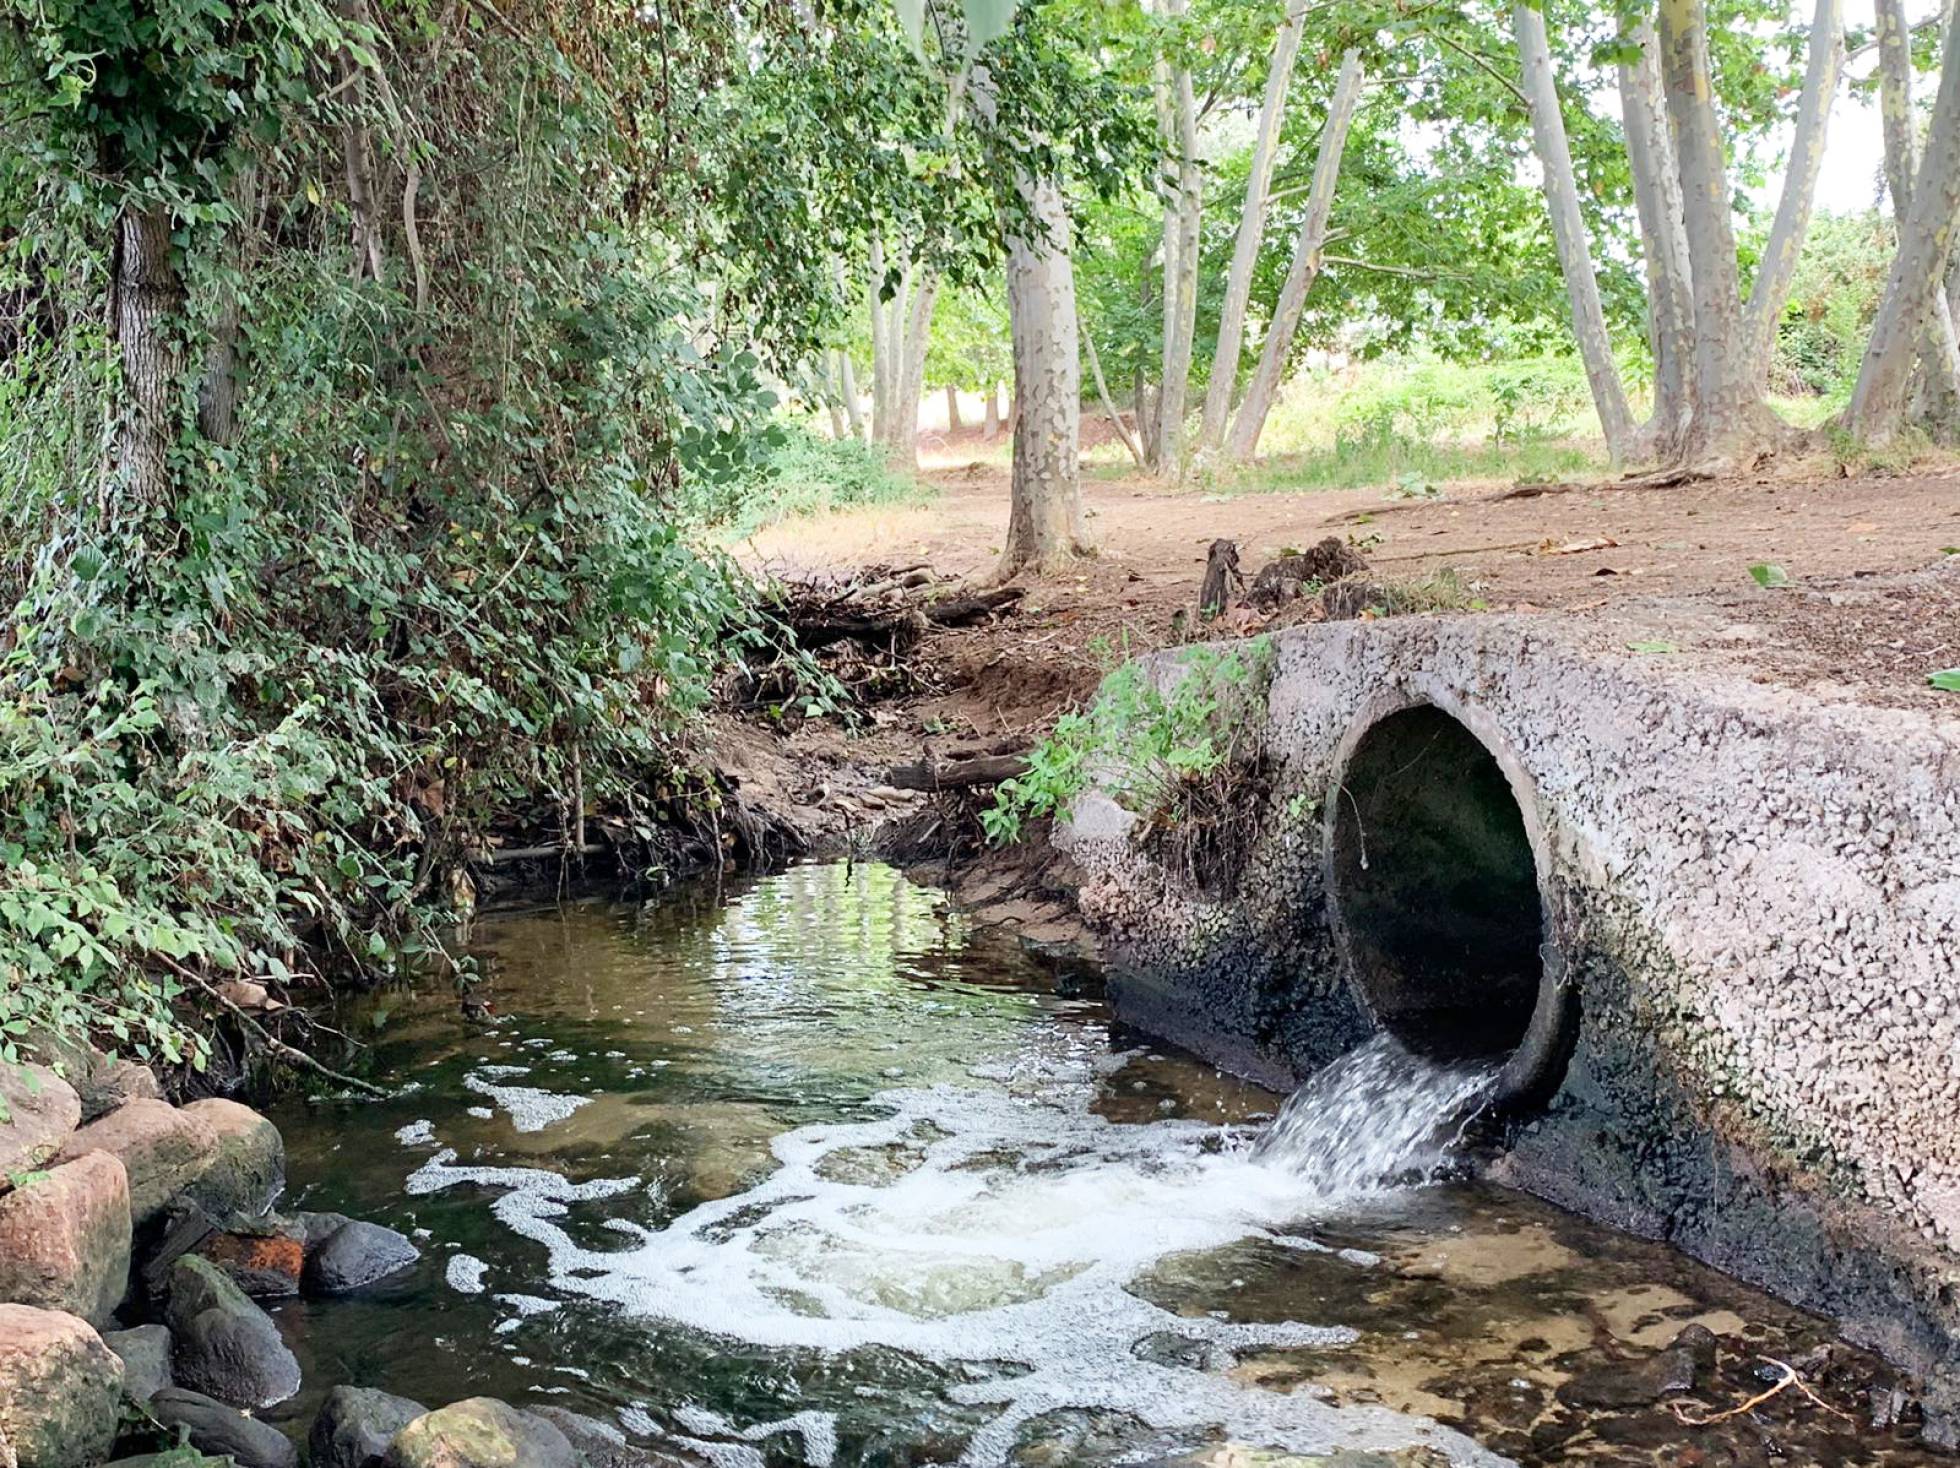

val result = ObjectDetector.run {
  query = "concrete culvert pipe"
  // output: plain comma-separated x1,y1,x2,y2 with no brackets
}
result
1326,701,1575,1110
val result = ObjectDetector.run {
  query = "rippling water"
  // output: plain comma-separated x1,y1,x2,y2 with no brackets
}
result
263,863,1939,1467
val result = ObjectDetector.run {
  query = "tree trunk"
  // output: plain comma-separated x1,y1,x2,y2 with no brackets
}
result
1155,0,1203,475
1843,8,1960,443
831,256,867,440
1224,49,1364,463
1000,174,1087,577
110,204,184,520
338,9,385,289
946,384,962,432
198,165,258,447
1197,0,1306,457
824,352,850,440
1083,323,1147,470
868,237,892,441
983,383,1001,440
891,270,937,464
1515,6,1635,464
1742,0,1844,384
839,351,865,440
1619,20,1697,459
1872,0,1960,428
1658,0,1757,458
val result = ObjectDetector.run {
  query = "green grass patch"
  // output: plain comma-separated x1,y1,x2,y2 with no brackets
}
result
699,425,930,540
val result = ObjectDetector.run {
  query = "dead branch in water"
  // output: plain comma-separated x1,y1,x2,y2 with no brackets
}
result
1668,1356,1855,1427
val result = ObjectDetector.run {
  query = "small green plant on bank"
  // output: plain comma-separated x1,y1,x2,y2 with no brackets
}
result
981,638,1275,846
1749,562,1792,589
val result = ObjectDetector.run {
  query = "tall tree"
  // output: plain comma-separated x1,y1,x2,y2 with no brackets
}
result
1153,0,1202,474
1515,4,1635,464
1196,0,1306,458
1843,6,1960,443
1870,0,1960,431
999,172,1088,574
1743,0,1844,384
1223,48,1365,462
1618,18,1696,459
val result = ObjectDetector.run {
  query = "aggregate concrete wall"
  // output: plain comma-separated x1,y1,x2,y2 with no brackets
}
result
1057,586,1960,1426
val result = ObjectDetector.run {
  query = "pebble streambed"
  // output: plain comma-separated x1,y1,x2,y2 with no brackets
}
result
264,863,1943,1467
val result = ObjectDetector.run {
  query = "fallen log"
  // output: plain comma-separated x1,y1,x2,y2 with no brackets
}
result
885,752,1030,792
790,607,930,650
925,587,1026,626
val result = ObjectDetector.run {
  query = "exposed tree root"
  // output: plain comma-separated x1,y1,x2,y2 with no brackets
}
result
161,955,392,1099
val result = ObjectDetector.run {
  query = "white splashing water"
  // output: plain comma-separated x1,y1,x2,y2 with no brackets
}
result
404,1036,1508,1468
1254,1035,1499,1199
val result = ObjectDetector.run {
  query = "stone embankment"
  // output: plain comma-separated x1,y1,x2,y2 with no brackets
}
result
0,1055,686,1468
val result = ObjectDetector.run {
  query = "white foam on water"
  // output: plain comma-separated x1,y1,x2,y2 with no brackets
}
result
463,1070,589,1132
1254,1035,1498,1200
446,1253,489,1294
674,1406,840,1467
407,1052,1505,1467
395,1120,436,1146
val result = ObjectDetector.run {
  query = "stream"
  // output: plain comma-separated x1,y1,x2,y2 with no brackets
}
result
264,862,1939,1466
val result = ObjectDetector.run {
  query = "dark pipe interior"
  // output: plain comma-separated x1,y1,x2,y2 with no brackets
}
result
1331,705,1544,1061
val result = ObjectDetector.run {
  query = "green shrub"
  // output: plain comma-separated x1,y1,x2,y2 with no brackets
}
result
688,425,927,539
983,639,1273,846
1771,211,1891,400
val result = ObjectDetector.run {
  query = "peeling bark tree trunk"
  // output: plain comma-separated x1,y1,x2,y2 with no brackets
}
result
1155,0,1202,474
1843,8,1960,444
1516,6,1635,464
1197,0,1306,457
839,351,865,440
1000,174,1087,577
1743,0,1844,383
889,270,938,465
1872,0,1960,429
822,351,853,440
1620,21,1697,458
831,256,867,440
867,237,893,441
1224,49,1363,463
1658,0,1760,459
111,204,184,520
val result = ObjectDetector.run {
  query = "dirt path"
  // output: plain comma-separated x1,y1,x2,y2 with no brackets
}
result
744,457,1959,726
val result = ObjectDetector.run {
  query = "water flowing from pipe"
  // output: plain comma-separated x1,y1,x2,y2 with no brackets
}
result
1254,1034,1499,1200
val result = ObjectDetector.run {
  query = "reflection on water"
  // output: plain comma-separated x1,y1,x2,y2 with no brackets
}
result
266,863,1941,1467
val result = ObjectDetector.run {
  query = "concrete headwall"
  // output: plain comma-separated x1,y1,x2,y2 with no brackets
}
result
1057,593,1960,1423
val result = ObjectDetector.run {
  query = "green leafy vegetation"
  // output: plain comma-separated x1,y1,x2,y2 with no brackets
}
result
983,640,1273,846
692,426,928,541
1198,358,1605,494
